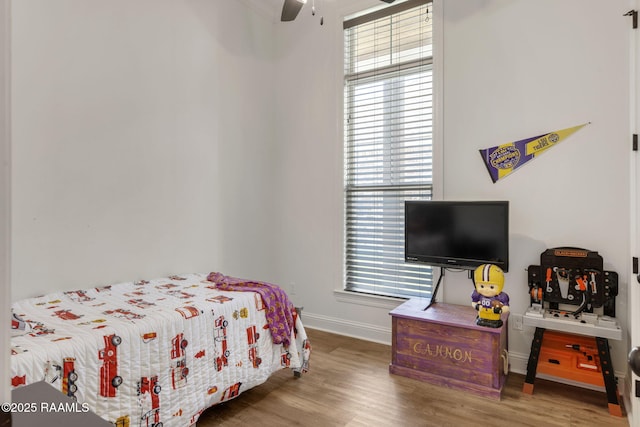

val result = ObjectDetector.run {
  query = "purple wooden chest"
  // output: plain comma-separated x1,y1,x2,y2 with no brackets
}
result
389,299,508,399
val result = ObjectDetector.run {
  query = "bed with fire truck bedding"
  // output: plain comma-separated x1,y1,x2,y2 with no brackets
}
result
10,272,311,427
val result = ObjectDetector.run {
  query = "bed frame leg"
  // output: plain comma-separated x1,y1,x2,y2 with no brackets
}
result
293,306,304,378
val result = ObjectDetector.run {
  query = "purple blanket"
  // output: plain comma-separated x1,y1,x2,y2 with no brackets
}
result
206,272,295,347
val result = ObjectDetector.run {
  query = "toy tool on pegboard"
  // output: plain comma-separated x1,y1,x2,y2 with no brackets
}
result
527,247,618,317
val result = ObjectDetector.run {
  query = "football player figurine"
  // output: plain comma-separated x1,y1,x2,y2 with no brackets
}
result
471,264,509,328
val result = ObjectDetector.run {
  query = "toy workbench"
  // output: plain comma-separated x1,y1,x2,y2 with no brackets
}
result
522,247,622,416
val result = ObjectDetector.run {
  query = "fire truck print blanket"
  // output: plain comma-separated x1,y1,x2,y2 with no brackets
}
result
206,272,296,347
10,273,311,427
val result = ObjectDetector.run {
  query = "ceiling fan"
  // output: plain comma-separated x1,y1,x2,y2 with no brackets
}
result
281,0,397,22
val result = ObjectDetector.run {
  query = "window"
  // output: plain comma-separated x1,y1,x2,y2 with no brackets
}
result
344,0,433,299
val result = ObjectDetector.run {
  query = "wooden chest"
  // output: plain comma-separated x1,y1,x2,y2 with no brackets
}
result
389,299,508,399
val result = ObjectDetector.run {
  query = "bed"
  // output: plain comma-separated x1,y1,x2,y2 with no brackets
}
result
10,272,311,427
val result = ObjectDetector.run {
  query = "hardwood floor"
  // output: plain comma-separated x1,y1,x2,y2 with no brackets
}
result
196,328,629,426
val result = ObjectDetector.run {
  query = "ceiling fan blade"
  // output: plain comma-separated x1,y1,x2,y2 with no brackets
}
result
281,0,306,22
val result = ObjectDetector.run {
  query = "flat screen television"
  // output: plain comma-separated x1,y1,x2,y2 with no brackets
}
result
405,200,509,272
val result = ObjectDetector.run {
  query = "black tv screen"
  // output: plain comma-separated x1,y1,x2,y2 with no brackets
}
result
404,200,509,272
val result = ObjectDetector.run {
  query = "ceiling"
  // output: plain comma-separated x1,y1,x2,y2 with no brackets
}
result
242,0,339,23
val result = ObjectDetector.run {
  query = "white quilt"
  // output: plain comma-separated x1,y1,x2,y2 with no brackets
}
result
10,273,311,427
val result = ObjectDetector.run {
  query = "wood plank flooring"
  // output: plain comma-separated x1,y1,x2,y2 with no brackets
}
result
196,328,629,426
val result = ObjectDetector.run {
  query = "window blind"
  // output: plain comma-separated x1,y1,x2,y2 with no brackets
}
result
344,0,433,298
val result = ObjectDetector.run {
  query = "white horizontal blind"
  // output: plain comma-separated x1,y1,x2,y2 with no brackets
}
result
344,0,433,298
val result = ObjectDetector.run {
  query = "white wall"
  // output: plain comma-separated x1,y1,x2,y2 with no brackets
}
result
271,0,632,376
11,0,278,300
441,0,631,369
1,0,10,409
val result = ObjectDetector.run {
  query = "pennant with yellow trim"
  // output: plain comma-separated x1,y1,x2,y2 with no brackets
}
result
479,123,589,183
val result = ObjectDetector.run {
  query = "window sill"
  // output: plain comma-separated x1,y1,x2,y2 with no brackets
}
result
333,289,408,310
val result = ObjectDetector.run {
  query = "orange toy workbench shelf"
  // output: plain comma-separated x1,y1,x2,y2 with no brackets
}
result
522,328,622,417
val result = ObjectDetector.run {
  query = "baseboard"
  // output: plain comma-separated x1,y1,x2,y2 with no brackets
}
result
300,311,392,345
622,376,634,423
507,351,529,375
300,311,626,388
301,310,532,366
